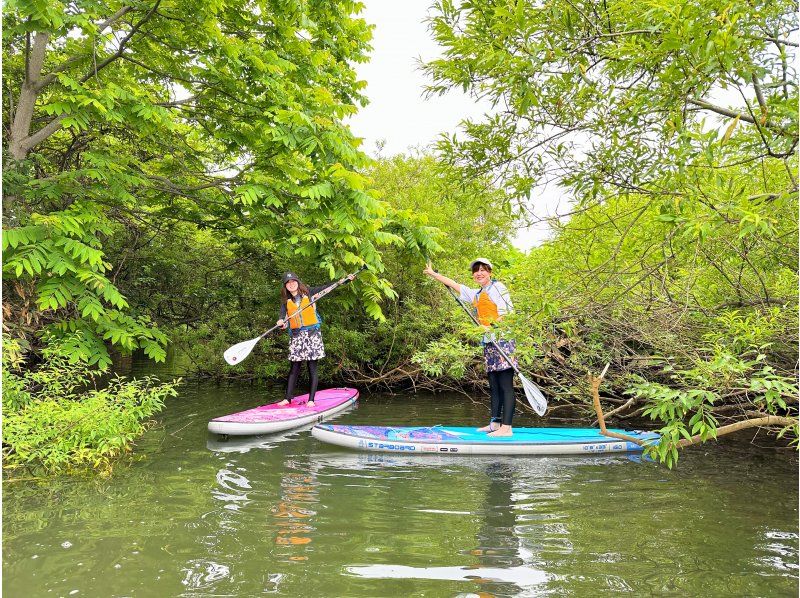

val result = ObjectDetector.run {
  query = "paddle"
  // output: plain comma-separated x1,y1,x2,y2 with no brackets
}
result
442,284,548,416
223,265,367,365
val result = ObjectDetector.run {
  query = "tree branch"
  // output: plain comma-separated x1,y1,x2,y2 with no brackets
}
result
34,6,135,92
751,74,768,116
688,98,792,139
80,1,162,84
589,364,650,447
18,114,67,152
677,415,797,447
11,3,162,159
747,35,799,47
156,95,199,107
687,98,758,125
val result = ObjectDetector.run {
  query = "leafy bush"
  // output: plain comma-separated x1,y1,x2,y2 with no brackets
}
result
2,336,180,475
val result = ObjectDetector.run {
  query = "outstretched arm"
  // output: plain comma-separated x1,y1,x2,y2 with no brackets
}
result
310,273,356,300
423,262,461,292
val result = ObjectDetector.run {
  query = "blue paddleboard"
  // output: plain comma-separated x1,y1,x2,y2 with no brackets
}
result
311,424,659,455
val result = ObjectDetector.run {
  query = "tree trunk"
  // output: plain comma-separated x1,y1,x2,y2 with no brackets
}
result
9,31,51,161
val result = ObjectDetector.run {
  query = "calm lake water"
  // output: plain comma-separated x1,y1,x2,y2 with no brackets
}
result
3,369,798,597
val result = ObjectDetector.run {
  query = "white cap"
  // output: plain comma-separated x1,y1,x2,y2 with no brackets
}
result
469,257,493,270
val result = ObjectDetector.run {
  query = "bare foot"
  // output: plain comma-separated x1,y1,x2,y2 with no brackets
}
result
278,399,290,406
306,401,315,408
488,425,513,437
476,422,498,432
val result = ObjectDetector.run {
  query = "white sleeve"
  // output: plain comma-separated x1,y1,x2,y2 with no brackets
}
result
492,282,513,314
459,285,479,303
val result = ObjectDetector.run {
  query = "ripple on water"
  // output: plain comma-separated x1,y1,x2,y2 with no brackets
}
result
180,559,231,590
346,563,551,588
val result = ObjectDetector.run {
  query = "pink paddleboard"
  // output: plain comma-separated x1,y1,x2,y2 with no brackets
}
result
208,387,359,436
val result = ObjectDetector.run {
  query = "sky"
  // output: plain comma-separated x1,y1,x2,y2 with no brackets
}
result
346,0,562,251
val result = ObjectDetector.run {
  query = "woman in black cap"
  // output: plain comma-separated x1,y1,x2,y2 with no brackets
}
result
424,258,518,436
276,271,354,407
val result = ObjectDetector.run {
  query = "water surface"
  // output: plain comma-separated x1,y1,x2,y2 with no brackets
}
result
3,377,798,596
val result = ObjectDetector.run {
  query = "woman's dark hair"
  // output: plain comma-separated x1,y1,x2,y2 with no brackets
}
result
471,263,492,273
281,280,310,302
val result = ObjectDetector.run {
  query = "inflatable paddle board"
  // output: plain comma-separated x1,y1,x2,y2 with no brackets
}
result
311,424,659,455
208,387,359,436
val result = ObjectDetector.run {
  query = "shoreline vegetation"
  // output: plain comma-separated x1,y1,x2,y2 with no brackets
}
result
3,0,797,474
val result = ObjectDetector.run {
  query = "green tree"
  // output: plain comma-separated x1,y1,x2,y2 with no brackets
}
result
422,0,798,463
425,0,796,202
3,0,432,368
346,152,521,387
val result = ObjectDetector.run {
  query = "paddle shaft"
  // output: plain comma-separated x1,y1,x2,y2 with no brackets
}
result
262,264,367,339
444,284,522,376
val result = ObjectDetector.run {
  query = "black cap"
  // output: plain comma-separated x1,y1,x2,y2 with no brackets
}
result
282,272,299,285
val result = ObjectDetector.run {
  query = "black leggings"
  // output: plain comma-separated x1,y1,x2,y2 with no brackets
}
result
488,368,515,425
285,360,319,402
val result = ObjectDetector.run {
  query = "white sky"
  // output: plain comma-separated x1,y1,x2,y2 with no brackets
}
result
347,0,562,250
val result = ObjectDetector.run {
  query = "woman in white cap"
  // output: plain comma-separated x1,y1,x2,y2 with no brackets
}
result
423,258,518,436
276,271,354,407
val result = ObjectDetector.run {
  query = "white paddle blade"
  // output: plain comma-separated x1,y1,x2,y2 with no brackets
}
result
224,337,260,365
520,374,548,416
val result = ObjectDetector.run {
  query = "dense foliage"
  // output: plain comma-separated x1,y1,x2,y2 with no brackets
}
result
3,336,179,475
419,0,798,464
2,0,797,471
127,152,518,385
1,0,436,474
3,0,433,367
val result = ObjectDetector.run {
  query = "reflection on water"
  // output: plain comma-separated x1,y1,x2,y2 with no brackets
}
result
347,563,549,586
271,460,320,560
3,378,798,597
213,469,252,511
181,559,231,591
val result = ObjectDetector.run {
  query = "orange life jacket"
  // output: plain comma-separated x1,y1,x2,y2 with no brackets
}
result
286,295,319,329
473,284,500,326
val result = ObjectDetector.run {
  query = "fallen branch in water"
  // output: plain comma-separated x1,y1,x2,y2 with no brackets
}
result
676,413,798,448
590,364,798,450
589,364,649,447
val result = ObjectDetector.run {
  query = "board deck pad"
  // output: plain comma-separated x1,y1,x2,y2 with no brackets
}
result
312,424,659,455
208,388,358,436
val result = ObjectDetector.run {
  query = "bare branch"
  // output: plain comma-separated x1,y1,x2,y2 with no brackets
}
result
589,370,649,447
751,73,768,114
747,35,799,47
688,98,793,140
18,114,67,152
687,98,758,125
96,6,135,33
156,96,199,107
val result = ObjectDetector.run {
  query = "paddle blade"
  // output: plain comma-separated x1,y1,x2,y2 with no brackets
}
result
519,373,548,416
224,337,260,365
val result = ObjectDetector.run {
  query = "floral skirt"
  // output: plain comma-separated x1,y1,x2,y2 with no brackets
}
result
483,339,517,373
288,328,325,361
